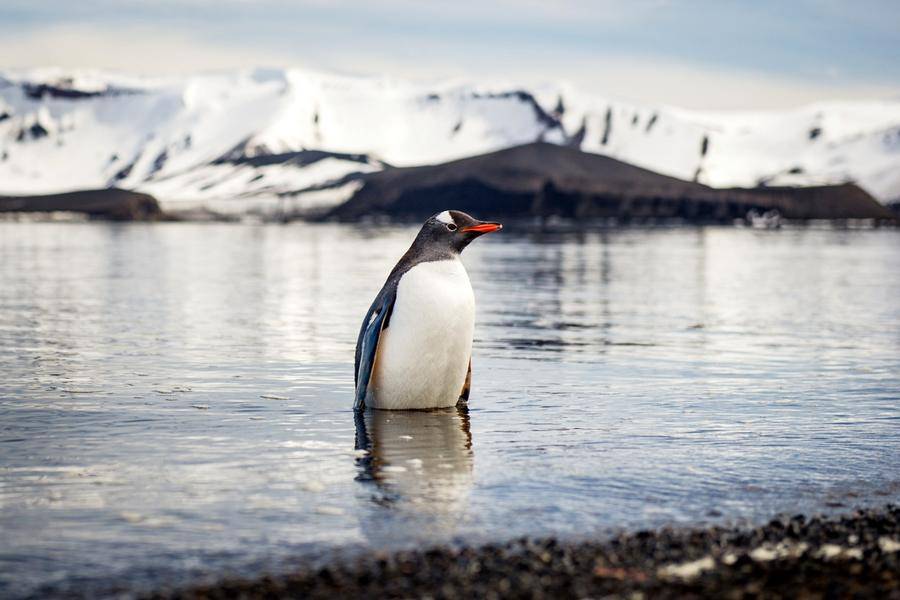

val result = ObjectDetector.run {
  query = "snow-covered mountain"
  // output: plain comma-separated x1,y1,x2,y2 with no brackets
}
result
2,67,899,215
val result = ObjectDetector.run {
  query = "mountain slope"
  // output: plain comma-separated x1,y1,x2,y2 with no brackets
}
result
1,68,898,215
326,142,892,222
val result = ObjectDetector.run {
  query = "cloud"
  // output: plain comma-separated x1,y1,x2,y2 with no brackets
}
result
491,55,900,110
0,23,896,109
0,24,292,75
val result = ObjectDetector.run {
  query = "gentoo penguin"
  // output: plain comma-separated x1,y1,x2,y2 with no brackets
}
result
354,210,502,410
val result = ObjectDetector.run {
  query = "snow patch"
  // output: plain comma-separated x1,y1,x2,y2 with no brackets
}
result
2,67,899,215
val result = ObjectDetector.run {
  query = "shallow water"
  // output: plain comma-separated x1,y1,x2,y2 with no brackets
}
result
1,222,899,596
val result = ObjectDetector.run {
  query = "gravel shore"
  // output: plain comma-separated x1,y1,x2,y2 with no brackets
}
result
150,505,900,599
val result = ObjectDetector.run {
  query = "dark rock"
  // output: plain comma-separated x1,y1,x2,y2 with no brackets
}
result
552,96,565,117
324,142,895,223
600,107,612,145
111,160,135,182
30,123,49,138
151,150,168,175
0,188,164,221
145,505,900,600
470,90,564,133
215,147,378,168
566,117,587,149
21,81,138,100
23,82,105,100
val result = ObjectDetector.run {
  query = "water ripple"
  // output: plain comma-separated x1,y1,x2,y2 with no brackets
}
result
0,223,899,596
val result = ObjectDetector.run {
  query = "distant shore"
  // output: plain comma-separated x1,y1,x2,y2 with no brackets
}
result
145,505,900,599
0,188,164,221
2,144,899,225
2,192,899,229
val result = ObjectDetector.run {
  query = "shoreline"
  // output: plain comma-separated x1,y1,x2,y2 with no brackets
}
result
146,504,900,599
2,211,899,230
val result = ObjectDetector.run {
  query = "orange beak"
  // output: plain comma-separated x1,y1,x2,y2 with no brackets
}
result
461,222,503,234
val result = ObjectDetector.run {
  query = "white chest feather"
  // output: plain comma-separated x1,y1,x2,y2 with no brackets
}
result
369,259,475,410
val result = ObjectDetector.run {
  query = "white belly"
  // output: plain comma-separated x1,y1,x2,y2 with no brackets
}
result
368,259,475,410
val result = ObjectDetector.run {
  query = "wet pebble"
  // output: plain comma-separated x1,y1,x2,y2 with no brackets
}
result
148,504,900,600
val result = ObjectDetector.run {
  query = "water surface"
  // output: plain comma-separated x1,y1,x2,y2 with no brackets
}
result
1,222,899,596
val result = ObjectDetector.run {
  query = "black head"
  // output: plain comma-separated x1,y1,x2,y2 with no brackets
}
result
413,210,503,256
387,210,502,280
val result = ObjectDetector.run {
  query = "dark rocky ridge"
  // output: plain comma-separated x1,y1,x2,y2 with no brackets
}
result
21,81,139,100
214,148,382,168
145,505,900,600
0,188,164,221
326,142,895,223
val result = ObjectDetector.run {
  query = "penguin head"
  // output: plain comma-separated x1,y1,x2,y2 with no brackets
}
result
418,210,503,254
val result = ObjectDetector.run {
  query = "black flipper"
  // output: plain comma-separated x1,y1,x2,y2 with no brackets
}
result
354,282,397,411
458,357,472,404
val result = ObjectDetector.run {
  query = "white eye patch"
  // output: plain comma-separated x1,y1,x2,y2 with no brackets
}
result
435,210,454,225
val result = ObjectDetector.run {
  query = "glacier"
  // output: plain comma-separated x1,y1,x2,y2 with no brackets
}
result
1,67,898,216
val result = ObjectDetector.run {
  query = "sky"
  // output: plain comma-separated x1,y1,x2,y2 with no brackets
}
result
1,0,898,109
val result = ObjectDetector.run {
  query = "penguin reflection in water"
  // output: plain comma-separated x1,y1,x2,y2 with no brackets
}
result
354,210,502,410
354,406,474,535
